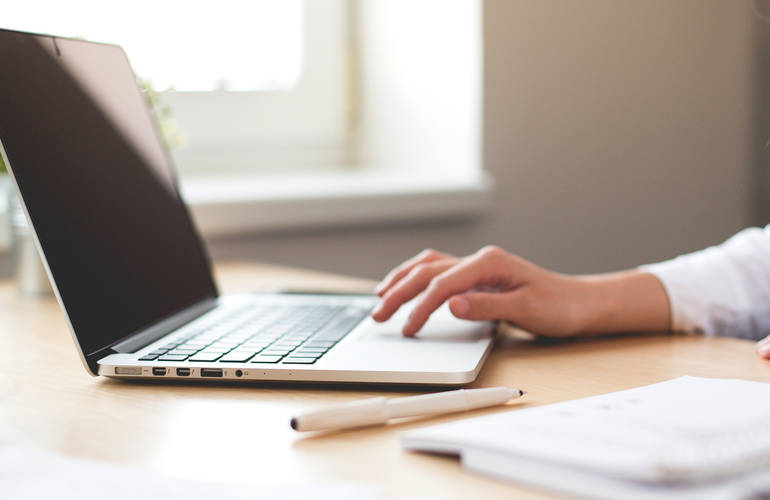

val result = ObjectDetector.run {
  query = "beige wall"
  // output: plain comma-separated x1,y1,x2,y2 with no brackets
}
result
479,0,756,272
205,0,764,281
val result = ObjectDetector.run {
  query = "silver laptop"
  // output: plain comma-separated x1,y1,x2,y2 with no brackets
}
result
0,28,494,386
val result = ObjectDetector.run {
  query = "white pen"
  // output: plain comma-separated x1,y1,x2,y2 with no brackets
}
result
290,386,525,432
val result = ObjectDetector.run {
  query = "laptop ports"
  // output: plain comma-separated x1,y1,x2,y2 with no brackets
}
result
176,367,191,377
152,367,167,376
200,368,223,378
115,366,142,375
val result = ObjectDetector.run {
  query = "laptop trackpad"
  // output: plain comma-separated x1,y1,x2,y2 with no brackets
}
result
358,302,492,343
322,301,494,375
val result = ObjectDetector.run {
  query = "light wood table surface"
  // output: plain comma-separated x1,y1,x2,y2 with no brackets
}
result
1,261,769,499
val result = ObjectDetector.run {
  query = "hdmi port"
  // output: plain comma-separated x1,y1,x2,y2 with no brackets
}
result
176,367,191,377
200,368,223,378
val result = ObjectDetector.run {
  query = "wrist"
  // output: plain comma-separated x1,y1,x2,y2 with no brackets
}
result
572,270,670,335
570,275,616,336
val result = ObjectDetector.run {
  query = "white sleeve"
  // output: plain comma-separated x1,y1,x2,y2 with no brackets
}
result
639,225,770,340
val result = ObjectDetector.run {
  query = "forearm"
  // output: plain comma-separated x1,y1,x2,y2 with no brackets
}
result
575,270,671,335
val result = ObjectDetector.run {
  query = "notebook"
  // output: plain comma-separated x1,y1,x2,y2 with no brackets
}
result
402,376,770,499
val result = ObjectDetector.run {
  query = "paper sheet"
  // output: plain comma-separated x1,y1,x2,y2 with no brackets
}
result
0,445,379,500
402,376,770,498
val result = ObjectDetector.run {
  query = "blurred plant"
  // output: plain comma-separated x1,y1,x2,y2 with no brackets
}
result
0,155,6,176
137,77,186,151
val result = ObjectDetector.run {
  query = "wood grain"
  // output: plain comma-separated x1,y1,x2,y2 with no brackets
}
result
0,261,768,499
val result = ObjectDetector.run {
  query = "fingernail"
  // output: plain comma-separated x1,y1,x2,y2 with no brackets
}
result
371,302,384,318
759,336,770,346
758,343,770,358
451,296,470,317
402,313,415,335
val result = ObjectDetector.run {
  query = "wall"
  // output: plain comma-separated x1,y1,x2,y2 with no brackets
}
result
206,0,761,280
752,0,770,220
352,0,481,179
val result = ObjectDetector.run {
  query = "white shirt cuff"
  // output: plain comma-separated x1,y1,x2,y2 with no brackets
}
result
639,226,770,340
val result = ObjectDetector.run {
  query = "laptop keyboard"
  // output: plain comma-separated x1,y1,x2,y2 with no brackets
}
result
137,302,371,365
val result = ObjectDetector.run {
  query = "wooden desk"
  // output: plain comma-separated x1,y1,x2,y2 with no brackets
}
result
1,261,769,499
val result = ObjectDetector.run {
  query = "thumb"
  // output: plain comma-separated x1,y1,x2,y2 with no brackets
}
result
449,291,519,321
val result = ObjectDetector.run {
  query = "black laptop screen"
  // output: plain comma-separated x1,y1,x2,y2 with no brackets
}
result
0,30,218,357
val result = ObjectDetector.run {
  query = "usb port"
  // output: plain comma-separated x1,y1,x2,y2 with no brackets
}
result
152,367,167,376
200,368,222,378
176,367,191,377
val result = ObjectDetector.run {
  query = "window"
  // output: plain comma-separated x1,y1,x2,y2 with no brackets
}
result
3,0,350,176
5,0,303,92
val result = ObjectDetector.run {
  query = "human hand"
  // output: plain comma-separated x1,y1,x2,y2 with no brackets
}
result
371,246,593,337
757,335,770,359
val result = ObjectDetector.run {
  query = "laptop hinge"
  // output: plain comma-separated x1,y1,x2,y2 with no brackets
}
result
110,298,219,354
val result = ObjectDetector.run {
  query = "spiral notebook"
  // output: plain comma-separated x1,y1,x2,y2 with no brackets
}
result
402,376,770,499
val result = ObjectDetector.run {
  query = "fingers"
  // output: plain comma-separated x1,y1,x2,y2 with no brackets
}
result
374,249,453,297
372,260,457,322
448,291,522,321
757,335,770,359
402,247,514,336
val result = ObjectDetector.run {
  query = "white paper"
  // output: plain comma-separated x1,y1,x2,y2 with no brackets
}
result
402,376,770,498
462,447,770,500
0,445,379,500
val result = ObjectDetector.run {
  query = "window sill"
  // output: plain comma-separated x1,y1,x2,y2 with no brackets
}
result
0,170,493,253
181,170,494,238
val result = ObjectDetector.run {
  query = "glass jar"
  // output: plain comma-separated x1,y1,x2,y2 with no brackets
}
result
6,181,52,296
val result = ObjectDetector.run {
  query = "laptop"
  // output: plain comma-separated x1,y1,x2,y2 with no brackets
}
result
0,28,494,385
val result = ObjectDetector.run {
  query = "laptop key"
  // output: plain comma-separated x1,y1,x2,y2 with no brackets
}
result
189,352,224,362
203,346,232,353
273,340,302,346
269,347,299,353
138,354,159,361
302,344,334,351
219,351,257,362
213,342,240,348
282,357,317,364
262,349,292,356
180,342,208,349
288,352,321,358
240,345,269,352
168,348,199,355
158,354,189,361
250,355,284,363
294,347,328,353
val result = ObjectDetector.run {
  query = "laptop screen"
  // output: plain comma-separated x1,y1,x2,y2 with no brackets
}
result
0,29,218,359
